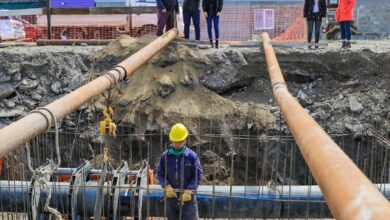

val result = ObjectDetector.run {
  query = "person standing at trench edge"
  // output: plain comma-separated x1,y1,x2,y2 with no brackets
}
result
336,0,356,48
304,0,327,49
156,0,179,36
202,0,223,48
183,0,201,43
157,123,202,220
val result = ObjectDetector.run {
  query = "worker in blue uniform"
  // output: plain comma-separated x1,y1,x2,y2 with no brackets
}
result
157,123,202,220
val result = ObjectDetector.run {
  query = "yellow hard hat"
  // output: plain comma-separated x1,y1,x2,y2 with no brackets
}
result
169,123,189,142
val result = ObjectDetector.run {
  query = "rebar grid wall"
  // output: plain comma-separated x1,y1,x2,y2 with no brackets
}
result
0,109,389,219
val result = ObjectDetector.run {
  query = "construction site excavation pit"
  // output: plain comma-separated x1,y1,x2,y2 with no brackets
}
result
0,35,390,219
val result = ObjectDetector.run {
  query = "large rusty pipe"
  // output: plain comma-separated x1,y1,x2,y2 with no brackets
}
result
262,33,390,219
0,29,179,155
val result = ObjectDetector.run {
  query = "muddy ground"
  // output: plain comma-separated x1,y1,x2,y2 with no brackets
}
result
0,36,389,184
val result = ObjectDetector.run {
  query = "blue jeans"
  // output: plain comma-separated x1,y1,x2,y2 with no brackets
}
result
206,15,219,40
166,198,199,220
183,10,200,40
340,21,351,41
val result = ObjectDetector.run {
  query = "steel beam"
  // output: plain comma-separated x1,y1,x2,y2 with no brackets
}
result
262,32,390,219
0,29,178,155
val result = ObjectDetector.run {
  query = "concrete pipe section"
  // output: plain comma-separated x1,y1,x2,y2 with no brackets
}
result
262,33,390,219
0,29,179,155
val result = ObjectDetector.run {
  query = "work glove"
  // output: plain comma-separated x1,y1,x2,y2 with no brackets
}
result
165,185,177,198
179,190,193,204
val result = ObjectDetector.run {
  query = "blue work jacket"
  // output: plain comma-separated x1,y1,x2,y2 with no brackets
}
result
157,146,202,190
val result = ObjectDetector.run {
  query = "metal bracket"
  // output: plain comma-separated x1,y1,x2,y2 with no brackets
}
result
93,159,108,220
29,160,55,220
135,160,149,220
110,160,129,220
68,160,91,220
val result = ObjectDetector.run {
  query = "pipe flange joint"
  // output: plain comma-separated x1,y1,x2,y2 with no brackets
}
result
29,107,56,132
272,82,287,92
104,71,118,87
113,65,128,81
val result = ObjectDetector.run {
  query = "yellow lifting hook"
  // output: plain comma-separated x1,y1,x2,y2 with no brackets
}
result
99,107,116,137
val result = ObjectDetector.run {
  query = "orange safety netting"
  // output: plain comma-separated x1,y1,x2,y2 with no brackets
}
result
2,3,308,44
273,16,307,42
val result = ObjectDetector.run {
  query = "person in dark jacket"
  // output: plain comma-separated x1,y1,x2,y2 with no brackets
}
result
202,0,223,48
183,0,201,41
156,0,179,36
157,123,202,220
304,0,326,49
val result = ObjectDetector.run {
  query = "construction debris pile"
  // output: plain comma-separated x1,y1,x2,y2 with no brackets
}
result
1,36,389,137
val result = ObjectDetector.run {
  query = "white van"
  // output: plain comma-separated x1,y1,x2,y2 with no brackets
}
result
0,16,26,42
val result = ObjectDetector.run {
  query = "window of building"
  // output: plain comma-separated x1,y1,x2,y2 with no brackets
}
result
254,9,274,30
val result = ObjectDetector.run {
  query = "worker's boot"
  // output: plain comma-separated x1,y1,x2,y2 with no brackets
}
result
215,40,219,49
209,39,214,48
341,41,346,49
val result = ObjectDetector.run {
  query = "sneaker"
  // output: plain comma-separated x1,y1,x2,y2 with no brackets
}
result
215,40,219,49
209,40,214,48
346,42,351,48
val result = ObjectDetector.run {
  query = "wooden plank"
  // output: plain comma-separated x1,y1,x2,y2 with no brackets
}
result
43,8,90,15
0,43,35,48
226,41,329,48
36,39,112,46
270,42,328,47
42,6,156,15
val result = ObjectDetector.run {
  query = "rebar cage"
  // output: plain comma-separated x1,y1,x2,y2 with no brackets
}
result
1,110,389,219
